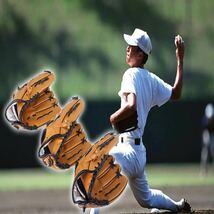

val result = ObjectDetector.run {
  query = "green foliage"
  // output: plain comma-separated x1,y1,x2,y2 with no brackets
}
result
0,0,214,101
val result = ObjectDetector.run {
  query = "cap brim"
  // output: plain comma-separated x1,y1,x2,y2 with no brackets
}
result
123,34,137,46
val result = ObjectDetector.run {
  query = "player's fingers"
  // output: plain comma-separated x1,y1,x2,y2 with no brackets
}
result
175,35,184,46
178,35,184,44
174,35,180,46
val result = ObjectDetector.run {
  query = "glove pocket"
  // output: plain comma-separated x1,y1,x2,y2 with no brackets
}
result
72,154,128,210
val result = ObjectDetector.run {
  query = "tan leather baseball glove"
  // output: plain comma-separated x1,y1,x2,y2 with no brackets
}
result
5,71,61,130
72,133,128,211
113,110,138,133
38,97,91,170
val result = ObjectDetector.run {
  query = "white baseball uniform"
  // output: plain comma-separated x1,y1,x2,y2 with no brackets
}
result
90,67,180,214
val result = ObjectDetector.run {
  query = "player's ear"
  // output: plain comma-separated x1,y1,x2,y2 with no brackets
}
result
137,51,144,61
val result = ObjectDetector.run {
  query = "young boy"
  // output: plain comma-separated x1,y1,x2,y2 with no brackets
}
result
91,28,190,214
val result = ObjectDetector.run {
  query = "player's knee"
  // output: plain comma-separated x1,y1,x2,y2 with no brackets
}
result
136,189,163,208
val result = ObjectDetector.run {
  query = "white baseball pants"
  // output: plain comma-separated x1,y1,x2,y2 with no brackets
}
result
90,135,179,214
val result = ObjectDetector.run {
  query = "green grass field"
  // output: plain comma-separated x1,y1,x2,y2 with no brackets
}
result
0,164,213,192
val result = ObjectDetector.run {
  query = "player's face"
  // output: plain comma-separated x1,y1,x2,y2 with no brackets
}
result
126,45,144,67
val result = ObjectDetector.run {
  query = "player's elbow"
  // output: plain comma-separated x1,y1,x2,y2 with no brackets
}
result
171,87,182,101
128,102,137,112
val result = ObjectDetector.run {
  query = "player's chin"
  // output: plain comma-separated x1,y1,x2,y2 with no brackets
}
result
126,57,131,65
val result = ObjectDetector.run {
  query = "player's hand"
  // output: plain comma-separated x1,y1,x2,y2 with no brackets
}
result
175,35,184,62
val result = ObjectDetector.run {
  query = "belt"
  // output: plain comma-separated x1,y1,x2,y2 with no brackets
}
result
120,137,141,145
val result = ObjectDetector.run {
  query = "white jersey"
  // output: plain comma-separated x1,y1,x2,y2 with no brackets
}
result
91,68,180,214
118,67,172,139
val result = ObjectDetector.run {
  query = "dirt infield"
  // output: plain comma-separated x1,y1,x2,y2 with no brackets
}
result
0,185,214,214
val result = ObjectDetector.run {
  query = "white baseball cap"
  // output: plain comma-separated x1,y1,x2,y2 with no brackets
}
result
123,28,152,55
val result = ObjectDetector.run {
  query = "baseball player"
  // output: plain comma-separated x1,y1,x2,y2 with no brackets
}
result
90,28,190,214
200,103,214,175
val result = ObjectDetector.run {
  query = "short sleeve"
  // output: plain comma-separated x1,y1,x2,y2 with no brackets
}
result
152,75,172,107
118,69,136,97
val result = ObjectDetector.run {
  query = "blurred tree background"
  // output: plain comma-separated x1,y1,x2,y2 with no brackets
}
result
0,0,213,102
1,0,214,167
